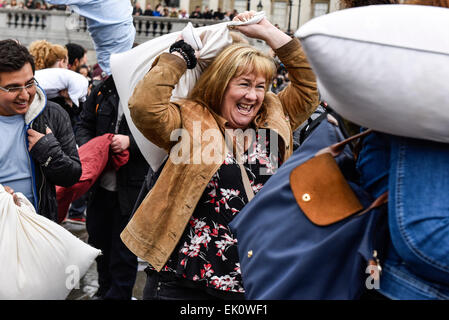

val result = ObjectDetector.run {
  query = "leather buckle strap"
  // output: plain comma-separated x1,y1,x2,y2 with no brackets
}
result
316,128,373,158
290,128,388,226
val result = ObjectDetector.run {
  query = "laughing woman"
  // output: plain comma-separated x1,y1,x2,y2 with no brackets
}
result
122,11,319,300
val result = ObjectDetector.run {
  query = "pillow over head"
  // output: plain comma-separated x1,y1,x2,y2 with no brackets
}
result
296,4,449,143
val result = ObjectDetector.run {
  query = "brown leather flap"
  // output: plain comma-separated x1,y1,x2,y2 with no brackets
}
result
290,153,364,226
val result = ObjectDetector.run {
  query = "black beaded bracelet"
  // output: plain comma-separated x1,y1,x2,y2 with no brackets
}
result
169,40,197,69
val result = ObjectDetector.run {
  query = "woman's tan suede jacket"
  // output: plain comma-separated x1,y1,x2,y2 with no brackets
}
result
121,38,319,271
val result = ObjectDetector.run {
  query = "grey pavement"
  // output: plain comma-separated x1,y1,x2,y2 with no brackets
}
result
62,221,147,300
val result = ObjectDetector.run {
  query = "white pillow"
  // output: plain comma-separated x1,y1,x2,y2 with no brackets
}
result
110,22,233,172
0,185,101,299
110,13,266,172
295,5,449,143
35,68,89,107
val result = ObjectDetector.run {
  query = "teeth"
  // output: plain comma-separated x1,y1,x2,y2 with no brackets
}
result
238,104,253,111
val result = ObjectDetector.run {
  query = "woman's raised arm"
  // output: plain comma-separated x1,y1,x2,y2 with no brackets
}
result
231,11,292,50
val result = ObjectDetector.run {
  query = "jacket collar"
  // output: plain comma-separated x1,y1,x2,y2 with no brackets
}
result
25,86,47,126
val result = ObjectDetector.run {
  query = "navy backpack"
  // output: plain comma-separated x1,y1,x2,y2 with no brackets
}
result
229,116,389,300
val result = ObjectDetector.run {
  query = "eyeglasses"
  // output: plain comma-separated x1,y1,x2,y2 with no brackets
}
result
0,79,38,94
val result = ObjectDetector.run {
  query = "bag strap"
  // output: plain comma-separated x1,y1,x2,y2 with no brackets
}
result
224,130,255,202
298,108,329,145
239,162,255,201
316,128,373,157
357,191,388,216
235,148,255,202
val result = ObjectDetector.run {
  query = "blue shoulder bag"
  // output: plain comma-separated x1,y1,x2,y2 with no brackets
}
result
229,118,389,300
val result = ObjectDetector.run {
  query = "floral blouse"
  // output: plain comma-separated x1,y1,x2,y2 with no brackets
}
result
149,130,279,293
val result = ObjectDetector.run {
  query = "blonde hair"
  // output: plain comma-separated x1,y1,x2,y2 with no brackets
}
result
29,40,68,70
189,43,276,118
229,31,249,44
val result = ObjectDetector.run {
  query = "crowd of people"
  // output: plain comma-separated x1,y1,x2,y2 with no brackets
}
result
0,0,239,22
0,0,66,10
132,3,239,21
0,0,448,302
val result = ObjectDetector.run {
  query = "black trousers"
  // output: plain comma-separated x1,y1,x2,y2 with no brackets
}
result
68,193,87,218
143,268,245,300
86,187,138,300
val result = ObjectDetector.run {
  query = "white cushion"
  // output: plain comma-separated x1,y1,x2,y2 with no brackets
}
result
35,68,89,107
295,5,449,143
110,14,266,172
0,185,100,300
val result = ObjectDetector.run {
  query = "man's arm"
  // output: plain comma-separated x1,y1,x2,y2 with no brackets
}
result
29,102,82,187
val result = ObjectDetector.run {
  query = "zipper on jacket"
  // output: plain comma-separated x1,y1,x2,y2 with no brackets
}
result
37,165,45,212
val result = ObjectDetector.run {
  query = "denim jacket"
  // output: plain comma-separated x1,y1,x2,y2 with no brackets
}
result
357,132,449,299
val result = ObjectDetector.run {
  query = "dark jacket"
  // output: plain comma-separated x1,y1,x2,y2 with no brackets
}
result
26,87,82,222
203,10,213,19
213,10,224,20
49,96,82,133
190,11,203,19
76,76,149,216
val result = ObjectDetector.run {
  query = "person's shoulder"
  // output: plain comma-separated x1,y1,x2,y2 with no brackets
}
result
178,99,198,109
32,100,71,133
89,76,116,98
265,91,278,100
45,99,65,111
264,91,284,110
44,100,71,121
179,100,216,120
179,99,206,113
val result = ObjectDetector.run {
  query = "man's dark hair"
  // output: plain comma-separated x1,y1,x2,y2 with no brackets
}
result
65,42,87,65
0,39,35,74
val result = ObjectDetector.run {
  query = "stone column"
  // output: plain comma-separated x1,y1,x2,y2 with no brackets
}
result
209,0,219,11
180,0,190,10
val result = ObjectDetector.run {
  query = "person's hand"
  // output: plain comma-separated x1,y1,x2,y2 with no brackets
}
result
231,11,292,49
4,185,20,207
27,127,52,151
111,134,130,153
171,35,200,60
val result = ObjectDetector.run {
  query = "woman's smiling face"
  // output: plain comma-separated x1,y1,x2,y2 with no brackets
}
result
220,72,266,129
